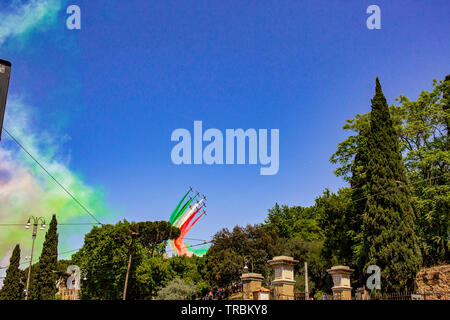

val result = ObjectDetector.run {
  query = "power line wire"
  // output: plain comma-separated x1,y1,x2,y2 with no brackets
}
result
0,223,101,227
2,127,104,225
0,248,80,270
348,172,449,204
0,241,215,279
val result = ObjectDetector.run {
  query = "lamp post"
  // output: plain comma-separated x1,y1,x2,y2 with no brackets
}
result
244,256,254,273
24,216,46,300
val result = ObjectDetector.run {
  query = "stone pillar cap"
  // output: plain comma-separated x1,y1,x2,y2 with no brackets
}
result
268,256,299,265
241,273,264,280
327,265,354,273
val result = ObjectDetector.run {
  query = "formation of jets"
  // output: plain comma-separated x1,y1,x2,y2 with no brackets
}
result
187,186,208,213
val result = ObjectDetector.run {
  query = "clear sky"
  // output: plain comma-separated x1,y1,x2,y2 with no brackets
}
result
0,0,449,261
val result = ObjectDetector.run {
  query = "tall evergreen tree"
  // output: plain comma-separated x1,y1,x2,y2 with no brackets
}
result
347,125,370,283
360,78,422,292
30,214,58,300
0,244,24,300
444,75,450,150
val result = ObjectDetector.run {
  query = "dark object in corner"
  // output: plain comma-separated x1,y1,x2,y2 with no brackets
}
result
0,59,11,141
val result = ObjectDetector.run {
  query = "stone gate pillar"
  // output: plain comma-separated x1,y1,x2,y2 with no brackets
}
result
241,273,264,300
327,265,354,300
268,256,298,300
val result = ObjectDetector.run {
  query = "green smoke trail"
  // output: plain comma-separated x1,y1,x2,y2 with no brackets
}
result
0,1,118,286
168,192,210,257
185,243,209,257
172,194,197,224
169,190,189,225
0,97,118,272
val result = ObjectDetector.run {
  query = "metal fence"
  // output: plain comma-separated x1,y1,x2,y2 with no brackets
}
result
265,288,449,301
367,291,450,300
287,291,449,300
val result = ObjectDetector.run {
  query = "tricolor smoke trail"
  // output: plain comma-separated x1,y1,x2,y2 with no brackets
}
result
0,97,115,278
168,189,210,257
0,0,116,286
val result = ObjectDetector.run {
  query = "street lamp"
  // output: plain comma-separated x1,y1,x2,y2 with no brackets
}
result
81,269,88,281
24,216,46,300
244,256,254,273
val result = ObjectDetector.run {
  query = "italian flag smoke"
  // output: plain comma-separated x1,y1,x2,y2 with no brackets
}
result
168,189,209,256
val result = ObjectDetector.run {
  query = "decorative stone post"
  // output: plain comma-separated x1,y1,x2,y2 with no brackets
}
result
355,286,370,300
253,287,270,300
241,273,264,300
268,256,299,300
327,265,354,300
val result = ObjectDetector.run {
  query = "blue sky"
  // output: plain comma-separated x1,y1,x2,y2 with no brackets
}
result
1,0,449,253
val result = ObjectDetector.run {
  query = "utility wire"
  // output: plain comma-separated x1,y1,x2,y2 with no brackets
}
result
2,127,104,225
0,241,215,279
183,237,210,242
348,172,448,204
0,248,81,270
0,223,101,227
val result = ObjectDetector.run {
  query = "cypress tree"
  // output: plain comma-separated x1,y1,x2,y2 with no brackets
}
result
348,125,370,283
361,78,422,292
444,75,450,151
31,214,59,300
0,244,24,300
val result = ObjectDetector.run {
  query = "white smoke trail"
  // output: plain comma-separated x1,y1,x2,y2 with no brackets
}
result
0,0,61,46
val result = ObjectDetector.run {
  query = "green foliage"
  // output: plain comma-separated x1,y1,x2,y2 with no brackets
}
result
330,76,449,268
29,214,59,300
134,221,181,257
136,255,174,298
156,278,196,300
359,78,422,292
330,113,370,181
391,77,450,265
196,280,210,297
0,244,24,300
315,188,353,267
73,222,134,300
313,290,327,300
205,224,279,288
281,238,331,292
168,255,206,284
72,220,180,300
265,203,323,240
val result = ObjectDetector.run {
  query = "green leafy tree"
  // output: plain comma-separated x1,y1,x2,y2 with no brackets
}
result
205,224,279,288
331,113,370,181
156,278,196,300
265,204,323,240
168,255,206,284
136,255,174,299
392,76,450,265
331,76,449,268
73,221,142,300
196,280,210,298
280,237,331,293
0,244,24,300
135,221,180,257
29,214,58,300
72,220,180,300
358,78,422,292
315,189,353,266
